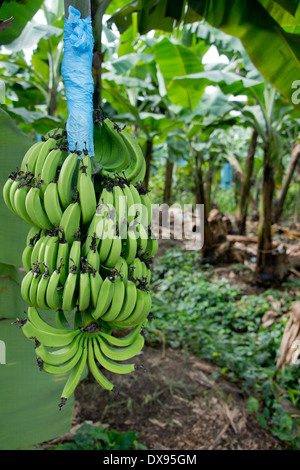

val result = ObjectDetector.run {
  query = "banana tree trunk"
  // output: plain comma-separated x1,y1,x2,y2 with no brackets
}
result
273,141,300,224
143,138,153,190
236,128,258,234
163,158,174,205
294,177,300,224
64,0,91,17
194,152,214,262
204,170,213,214
255,145,279,285
62,0,94,155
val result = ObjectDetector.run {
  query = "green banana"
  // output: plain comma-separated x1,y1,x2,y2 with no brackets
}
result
26,226,41,245
35,334,81,366
121,182,136,224
44,181,63,227
29,264,43,308
62,265,78,312
55,309,70,329
113,276,137,323
139,188,152,227
122,228,138,265
22,233,39,272
97,332,145,361
112,184,127,233
42,335,85,375
119,129,145,183
82,214,103,257
103,234,122,268
100,267,125,322
21,318,81,348
90,269,103,308
97,185,114,210
78,264,91,312
93,336,136,375
36,266,51,310
25,185,52,230
57,152,78,209
101,279,125,322
59,201,81,244
136,223,149,254
77,162,96,225
98,322,146,347
98,217,114,264
21,269,35,304
26,305,80,337
9,177,25,216
20,141,44,173
43,230,60,275
116,287,145,328
3,176,18,215
45,262,64,310
58,336,88,409
30,234,46,268
133,289,152,325
56,228,70,284
131,257,143,280
34,137,56,178
87,337,115,391
91,275,115,320
14,181,36,226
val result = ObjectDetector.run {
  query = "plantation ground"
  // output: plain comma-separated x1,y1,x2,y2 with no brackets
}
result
46,345,291,451
42,234,300,451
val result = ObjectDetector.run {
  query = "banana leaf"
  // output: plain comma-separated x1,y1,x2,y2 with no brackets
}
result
108,0,300,107
0,318,74,450
153,37,206,110
0,0,44,45
0,108,33,267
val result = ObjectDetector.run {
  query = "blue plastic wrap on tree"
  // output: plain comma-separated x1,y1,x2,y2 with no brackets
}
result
61,6,95,157
221,162,233,190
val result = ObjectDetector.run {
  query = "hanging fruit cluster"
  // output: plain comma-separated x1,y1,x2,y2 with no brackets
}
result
3,115,158,409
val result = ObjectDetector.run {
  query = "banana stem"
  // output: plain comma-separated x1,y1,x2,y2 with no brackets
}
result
62,2,95,156
64,0,91,18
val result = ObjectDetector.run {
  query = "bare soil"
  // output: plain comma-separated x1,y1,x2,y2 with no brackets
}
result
43,225,299,451
62,345,291,451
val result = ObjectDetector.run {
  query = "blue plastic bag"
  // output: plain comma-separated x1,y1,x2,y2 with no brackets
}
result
61,6,95,157
221,161,233,190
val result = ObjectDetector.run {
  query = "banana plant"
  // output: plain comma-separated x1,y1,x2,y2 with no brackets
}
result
107,0,300,110
0,3,65,134
0,0,44,45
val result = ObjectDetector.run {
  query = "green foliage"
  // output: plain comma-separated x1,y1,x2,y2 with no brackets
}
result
108,0,300,109
147,248,300,448
49,423,147,451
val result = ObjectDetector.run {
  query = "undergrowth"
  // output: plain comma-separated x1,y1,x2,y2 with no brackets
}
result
146,248,300,449
49,423,147,450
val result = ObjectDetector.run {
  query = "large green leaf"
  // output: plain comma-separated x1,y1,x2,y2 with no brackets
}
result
3,21,62,52
0,107,33,266
153,37,206,109
0,0,44,45
172,68,265,97
108,0,300,107
0,318,74,449
259,0,300,32
186,0,300,109
270,0,299,16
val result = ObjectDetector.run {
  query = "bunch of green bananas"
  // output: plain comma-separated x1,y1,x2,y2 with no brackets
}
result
14,307,146,410
4,117,158,409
